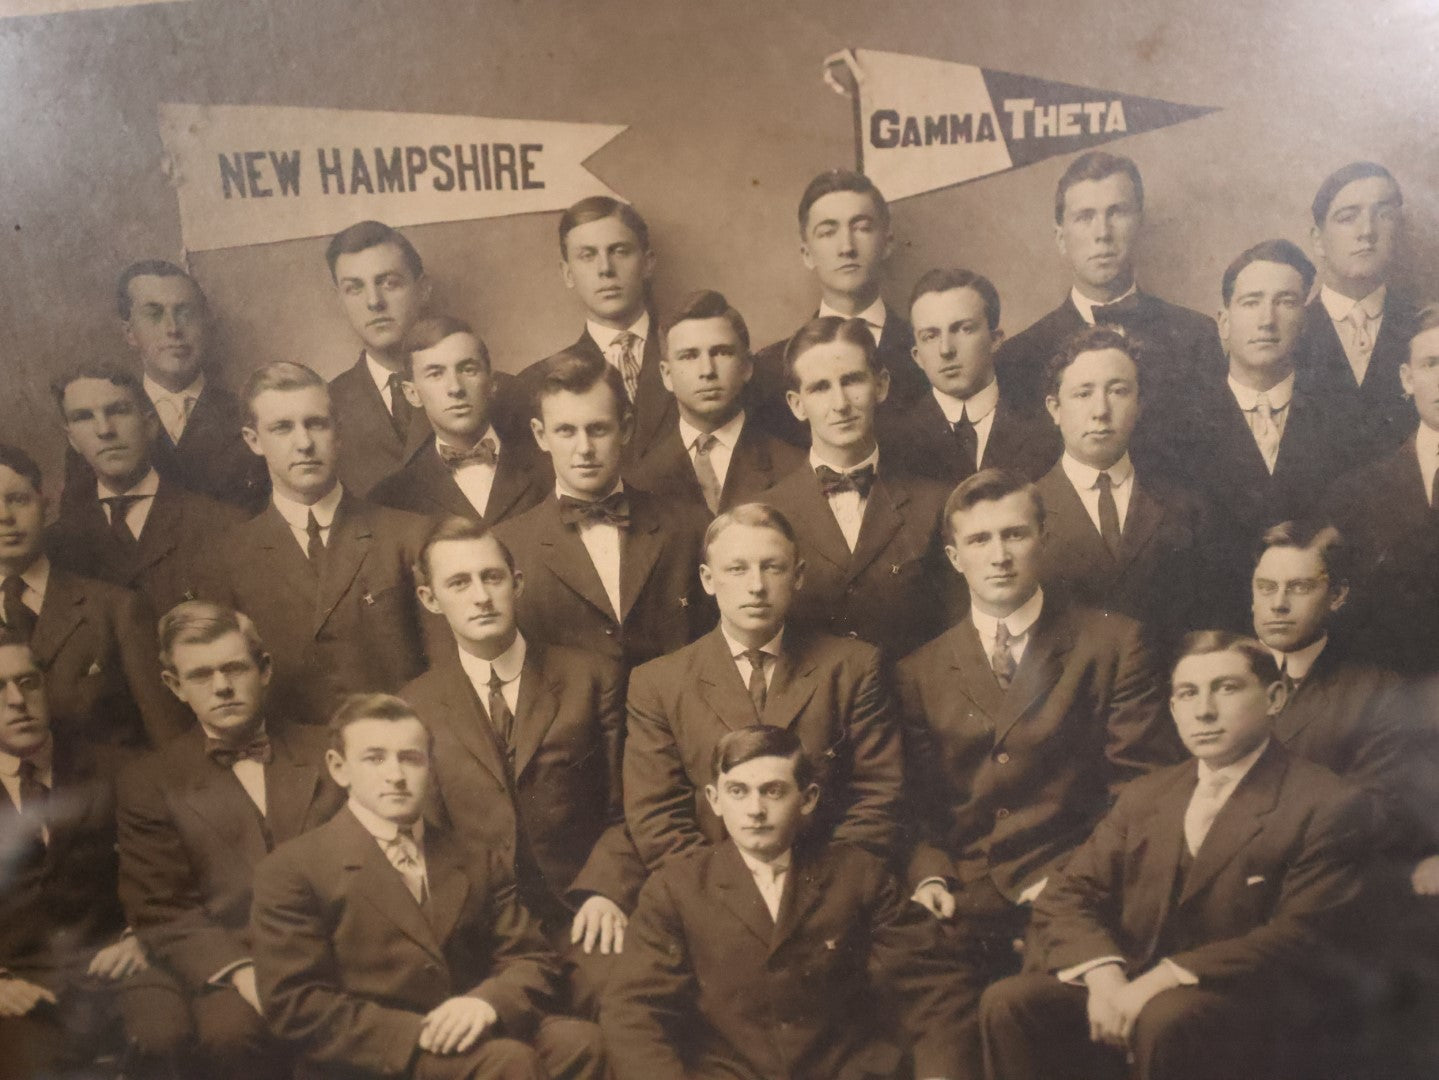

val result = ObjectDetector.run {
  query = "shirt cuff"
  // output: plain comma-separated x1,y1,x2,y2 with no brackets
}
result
1058,956,1125,985
1161,958,1198,986
911,876,949,901
208,959,253,989
1016,876,1049,905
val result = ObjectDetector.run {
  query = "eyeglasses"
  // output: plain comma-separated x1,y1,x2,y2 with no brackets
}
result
1253,575,1329,598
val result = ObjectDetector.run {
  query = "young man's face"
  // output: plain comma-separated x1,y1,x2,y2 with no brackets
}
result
1044,347,1140,470
1313,175,1402,295
417,536,522,655
561,214,653,329
800,190,891,304
123,273,208,390
1252,544,1344,654
1220,261,1308,381
910,286,1001,401
945,491,1043,617
0,643,51,759
660,316,752,430
61,378,157,491
531,383,630,498
162,630,270,740
327,716,431,825
1170,649,1282,769
705,753,818,862
333,242,429,355
1055,173,1142,297
242,385,339,503
785,340,888,459
1400,327,1439,432
403,332,493,445
700,522,803,645
0,465,45,573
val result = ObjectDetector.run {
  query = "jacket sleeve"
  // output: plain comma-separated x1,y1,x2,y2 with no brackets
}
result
1103,620,1185,793
1031,798,1133,975
465,854,563,1040
112,587,190,746
624,665,706,870
895,659,958,888
831,647,903,861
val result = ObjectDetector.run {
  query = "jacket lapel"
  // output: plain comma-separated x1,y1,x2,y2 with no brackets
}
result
697,630,762,732
1134,765,1198,964
762,629,821,730
131,480,184,575
411,443,480,519
993,600,1074,745
31,571,87,668
342,811,447,963
846,470,907,583
1273,644,1338,744
316,496,372,632
423,829,474,948
250,506,319,607
949,620,1008,724
430,652,510,789
783,469,853,573
1117,481,1164,571
770,844,830,953
1179,744,1284,906
712,842,777,947
535,499,617,619
619,495,665,620
263,726,323,845
485,448,537,523
512,645,563,778
631,333,675,458
179,733,271,865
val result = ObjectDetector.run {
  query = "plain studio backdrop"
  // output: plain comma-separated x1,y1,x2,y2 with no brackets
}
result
2,0,1437,485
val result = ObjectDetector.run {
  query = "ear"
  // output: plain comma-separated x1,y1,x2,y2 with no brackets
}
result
1329,583,1350,614
257,651,273,689
943,543,965,577
658,358,675,394
798,782,821,818
560,259,576,291
991,326,1006,349
324,747,350,790
1400,363,1415,399
737,353,755,387
1044,394,1062,427
417,274,433,309
703,782,722,818
618,410,636,448
785,388,806,423
1216,308,1231,350
1310,223,1327,265
160,668,184,702
511,569,525,602
876,222,894,264
141,408,162,444
799,237,817,273
401,380,422,409
529,416,549,452
122,319,139,352
792,557,806,594
873,365,891,406
241,425,263,457
1265,679,1288,716
1054,221,1068,259
416,583,441,616
640,247,657,283
698,561,717,598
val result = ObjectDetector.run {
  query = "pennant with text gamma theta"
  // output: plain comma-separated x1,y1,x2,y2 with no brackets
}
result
825,49,1218,203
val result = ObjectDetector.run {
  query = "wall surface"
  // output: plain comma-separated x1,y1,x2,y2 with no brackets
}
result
3,0,1437,484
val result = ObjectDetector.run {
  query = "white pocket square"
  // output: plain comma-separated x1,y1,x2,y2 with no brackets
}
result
86,660,103,676
1246,875,1266,886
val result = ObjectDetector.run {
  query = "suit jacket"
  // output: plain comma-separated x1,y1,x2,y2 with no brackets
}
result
625,626,904,869
1034,742,1372,987
0,739,126,990
46,476,244,617
116,722,344,991
762,460,952,661
897,595,1182,899
329,353,435,498
1298,289,1419,465
61,379,269,515
879,391,1060,487
401,640,647,919
626,411,806,515
34,567,188,746
601,840,967,1080
368,431,550,525
749,311,926,448
205,493,433,725
495,488,712,669
251,807,560,1077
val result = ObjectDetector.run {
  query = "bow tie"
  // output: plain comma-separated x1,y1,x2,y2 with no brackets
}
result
558,492,631,529
815,463,876,499
438,438,498,470
1090,293,1144,325
206,735,273,769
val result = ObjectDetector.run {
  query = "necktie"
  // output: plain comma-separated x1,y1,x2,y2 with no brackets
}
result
384,827,428,905
205,735,273,769
952,415,979,475
1346,308,1374,358
1430,455,1439,512
1279,659,1298,703
558,492,631,529
0,576,35,639
103,494,141,544
1090,293,1143,325
305,511,325,563
16,759,47,817
1248,393,1280,472
743,648,768,718
1184,772,1232,856
815,463,877,499
610,332,642,403
990,621,1017,690
155,395,193,443
386,372,414,438
438,437,498,470
1095,471,1122,557
487,667,516,752
692,434,723,515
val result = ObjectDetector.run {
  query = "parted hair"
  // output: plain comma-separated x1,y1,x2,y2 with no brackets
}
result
663,290,751,352
1043,325,1142,401
558,196,651,258
943,468,1046,545
325,220,424,281
1311,161,1401,226
1255,520,1353,589
531,349,631,423
240,361,328,424
908,268,1002,332
328,692,432,755
781,315,880,391
710,725,815,789
414,515,516,587
0,444,43,494
158,600,268,673
797,169,890,232
702,503,798,564
50,361,155,420
1054,151,1144,225
1221,239,1316,306
401,315,491,377
1407,303,1439,352
1171,629,1281,688
116,260,204,321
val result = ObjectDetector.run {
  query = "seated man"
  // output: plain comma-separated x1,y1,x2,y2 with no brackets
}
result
402,516,644,1014
603,726,965,1080
47,362,241,617
118,601,345,1079
980,631,1374,1080
628,290,804,514
252,692,604,1080
0,443,185,746
370,315,549,525
625,502,902,869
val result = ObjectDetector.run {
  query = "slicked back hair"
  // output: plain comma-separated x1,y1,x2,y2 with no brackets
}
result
1221,239,1316,307
241,362,328,426
325,220,424,281
1255,520,1352,590
907,268,1001,332
1044,325,1142,401
328,692,432,756
51,362,155,420
663,290,751,353
1407,303,1439,356
558,196,651,258
401,315,490,377
1054,151,1145,225
117,260,204,321
1171,629,1281,688
158,600,267,673
702,503,798,564
942,468,1045,546
531,349,631,425
710,724,815,789
1311,162,1401,226
0,445,43,494
414,515,515,587
782,315,880,392
797,169,890,233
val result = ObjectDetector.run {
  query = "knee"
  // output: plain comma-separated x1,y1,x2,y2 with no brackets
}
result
119,986,194,1060
980,973,1050,1026
479,1036,545,1072
537,1016,605,1069
196,992,269,1059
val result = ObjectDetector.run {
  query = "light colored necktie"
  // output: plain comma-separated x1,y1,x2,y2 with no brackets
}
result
990,621,1017,690
384,827,427,904
1184,773,1232,855
1346,308,1374,358
742,648,768,718
157,395,192,443
609,331,642,403
692,433,722,514
1249,393,1280,472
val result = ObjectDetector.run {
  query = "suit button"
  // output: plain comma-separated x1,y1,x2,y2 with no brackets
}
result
996,752,1011,765
996,807,1010,819
424,962,439,973
846,631,859,639
603,627,615,636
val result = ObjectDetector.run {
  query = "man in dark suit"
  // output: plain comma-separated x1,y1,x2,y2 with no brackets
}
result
402,516,643,1014
604,726,965,1080
750,169,927,446
980,631,1373,1080
625,503,903,870
208,361,432,725
898,468,1182,1078
371,315,549,525
496,352,709,669
326,220,436,497
117,600,345,1078
993,152,1222,459
505,197,675,462
1300,161,1417,464
881,269,1059,486
47,363,241,617
251,693,604,1079
761,316,951,660
627,290,804,514
63,260,267,514
1035,326,1216,647
0,444,186,746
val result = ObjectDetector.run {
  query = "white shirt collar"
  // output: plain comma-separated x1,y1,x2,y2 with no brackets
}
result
19,554,50,602
143,372,205,407
735,844,792,881
587,311,651,353
1195,737,1270,786
1071,283,1137,326
272,482,344,532
971,585,1045,643
808,444,880,475
931,378,999,425
678,409,746,454
347,797,426,845
364,352,404,396
1416,422,1439,463
554,478,624,503
1319,283,1387,324
1061,451,1134,493
1270,635,1328,682
97,466,161,501
0,737,53,783
435,423,502,457
720,625,784,662
819,296,888,337
457,632,528,689
1227,372,1295,413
